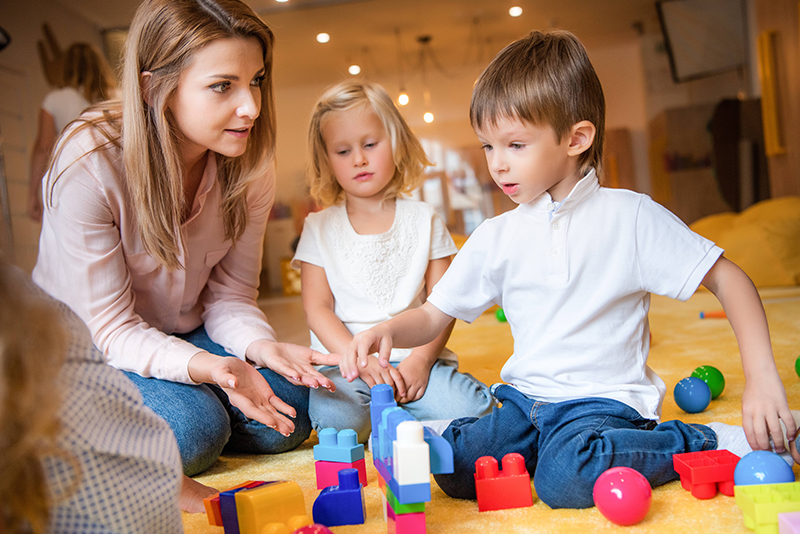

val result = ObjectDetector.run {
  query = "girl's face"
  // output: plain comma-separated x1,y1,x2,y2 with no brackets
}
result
321,105,396,202
168,36,265,166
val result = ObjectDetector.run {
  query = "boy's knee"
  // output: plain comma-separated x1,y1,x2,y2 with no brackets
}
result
534,470,595,509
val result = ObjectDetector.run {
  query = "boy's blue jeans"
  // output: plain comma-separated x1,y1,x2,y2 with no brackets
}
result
434,384,717,509
124,326,311,476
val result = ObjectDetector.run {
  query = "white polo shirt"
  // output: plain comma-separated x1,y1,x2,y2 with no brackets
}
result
428,170,723,420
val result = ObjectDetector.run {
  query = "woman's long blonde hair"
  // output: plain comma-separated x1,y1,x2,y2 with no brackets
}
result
61,42,118,104
47,0,276,270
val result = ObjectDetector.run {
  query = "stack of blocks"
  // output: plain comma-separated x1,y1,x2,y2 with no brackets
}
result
370,384,455,534
735,482,800,534
311,428,368,527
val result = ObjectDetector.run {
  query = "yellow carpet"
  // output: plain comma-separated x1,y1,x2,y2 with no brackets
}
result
183,287,800,533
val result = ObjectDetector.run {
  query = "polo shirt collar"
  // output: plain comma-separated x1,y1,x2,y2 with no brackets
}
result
519,167,599,216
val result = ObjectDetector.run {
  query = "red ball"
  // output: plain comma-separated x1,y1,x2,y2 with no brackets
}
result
592,467,652,526
292,525,333,534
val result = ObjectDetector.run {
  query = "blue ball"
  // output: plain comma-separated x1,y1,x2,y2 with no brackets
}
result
673,377,711,413
734,450,795,485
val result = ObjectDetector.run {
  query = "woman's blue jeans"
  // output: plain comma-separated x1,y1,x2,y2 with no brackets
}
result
124,326,311,476
433,384,717,509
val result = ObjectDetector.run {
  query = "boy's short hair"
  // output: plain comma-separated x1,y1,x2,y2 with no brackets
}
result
471,30,605,178
308,81,431,207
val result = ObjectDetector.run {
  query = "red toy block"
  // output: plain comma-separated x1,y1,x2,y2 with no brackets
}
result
203,480,262,526
315,458,368,489
673,449,740,499
474,453,533,512
387,504,426,534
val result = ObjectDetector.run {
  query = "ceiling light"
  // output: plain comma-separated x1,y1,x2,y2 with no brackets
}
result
276,0,289,3
348,64,361,75
423,112,434,123
509,6,523,17
398,93,409,106
316,33,330,44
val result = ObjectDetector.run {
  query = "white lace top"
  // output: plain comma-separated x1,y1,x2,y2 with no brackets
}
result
292,198,458,362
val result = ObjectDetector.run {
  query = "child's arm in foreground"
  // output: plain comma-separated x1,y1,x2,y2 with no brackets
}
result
300,261,407,396
701,256,799,460
395,256,456,403
344,300,454,381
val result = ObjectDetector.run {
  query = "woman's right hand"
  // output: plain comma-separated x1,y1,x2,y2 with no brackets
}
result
189,352,296,436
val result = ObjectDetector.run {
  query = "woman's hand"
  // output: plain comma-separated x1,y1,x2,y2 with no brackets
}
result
246,339,339,391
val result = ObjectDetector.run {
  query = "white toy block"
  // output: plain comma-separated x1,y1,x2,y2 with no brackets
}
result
393,421,430,486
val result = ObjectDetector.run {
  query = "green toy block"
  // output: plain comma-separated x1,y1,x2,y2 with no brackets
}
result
734,482,800,533
386,485,425,514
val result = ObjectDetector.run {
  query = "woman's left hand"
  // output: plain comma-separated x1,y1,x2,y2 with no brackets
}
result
247,339,339,391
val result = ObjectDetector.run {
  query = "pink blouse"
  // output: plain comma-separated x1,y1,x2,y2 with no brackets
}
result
33,121,277,383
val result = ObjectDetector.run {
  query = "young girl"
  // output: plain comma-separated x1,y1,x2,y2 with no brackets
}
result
292,82,494,443
32,0,336,511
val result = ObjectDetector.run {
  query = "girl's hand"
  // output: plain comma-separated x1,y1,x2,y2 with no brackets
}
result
741,372,797,458
210,356,297,436
359,356,407,397
247,340,339,392
344,327,393,381
395,355,433,404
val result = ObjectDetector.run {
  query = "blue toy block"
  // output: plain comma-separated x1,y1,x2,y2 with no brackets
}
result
313,428,364,463
423,428,453,475
312,468,366,527
371,384,397,456
219,481,269,534
387,478,431,505
380,408,410,463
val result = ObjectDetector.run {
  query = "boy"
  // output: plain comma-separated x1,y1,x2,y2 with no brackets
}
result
344,30,799,509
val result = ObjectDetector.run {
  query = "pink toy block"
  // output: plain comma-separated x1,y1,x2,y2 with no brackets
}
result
387,504,426,534
474,453,533,512
315,458,368,489
779,512,800,534
673,449,739,499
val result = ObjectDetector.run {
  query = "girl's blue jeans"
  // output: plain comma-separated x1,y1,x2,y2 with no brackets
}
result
434,384,717,509
124,326,311,476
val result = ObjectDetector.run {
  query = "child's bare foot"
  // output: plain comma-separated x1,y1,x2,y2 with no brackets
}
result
180,474,217,513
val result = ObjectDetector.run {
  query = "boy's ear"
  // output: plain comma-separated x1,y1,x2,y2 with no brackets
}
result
139,71,153,107
566,120,596,157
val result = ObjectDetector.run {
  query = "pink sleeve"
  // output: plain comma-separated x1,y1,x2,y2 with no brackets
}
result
33,132,203,383
200,163,278,358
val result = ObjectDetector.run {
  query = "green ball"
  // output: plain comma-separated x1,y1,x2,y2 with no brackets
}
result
795,355,800,379
495,308,507,322
691,365,725,399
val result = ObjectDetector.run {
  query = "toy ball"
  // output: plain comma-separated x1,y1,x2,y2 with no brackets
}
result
292,525,334,534
593,466,652,526
691,365,725,399
673,377,711,413
495,308,507,322
795,355,800,379
734,450,795,486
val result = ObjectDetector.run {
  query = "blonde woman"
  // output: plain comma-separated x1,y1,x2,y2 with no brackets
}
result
33,0,336,511
28,42,118,221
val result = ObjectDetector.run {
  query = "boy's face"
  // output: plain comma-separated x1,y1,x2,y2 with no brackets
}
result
475,116,580,205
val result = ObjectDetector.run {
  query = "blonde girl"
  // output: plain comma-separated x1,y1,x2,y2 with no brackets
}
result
33,0,336,511
293,82,493,442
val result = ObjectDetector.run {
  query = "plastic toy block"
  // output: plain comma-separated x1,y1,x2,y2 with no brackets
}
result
371,384,398,457
386,485,426,515
235,481,312,534
393,421,431,486
387,505,426,534
673,449,740,499
220,481,269,534
474,453,533,512
313,428,365,463
387,478,431,505
204,481,261,526
735,482,800,533
315,458,368,489
423,427,454,475
312,468,366,527
380,408,413,466
779,512,800,534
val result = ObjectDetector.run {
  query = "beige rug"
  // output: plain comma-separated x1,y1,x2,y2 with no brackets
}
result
183,287,800,533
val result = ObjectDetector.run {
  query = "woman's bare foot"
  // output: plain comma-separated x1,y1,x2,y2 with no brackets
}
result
180,474,217,513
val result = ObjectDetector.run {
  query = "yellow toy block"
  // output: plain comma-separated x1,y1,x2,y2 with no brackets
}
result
235,481,312,534
735,482,800,534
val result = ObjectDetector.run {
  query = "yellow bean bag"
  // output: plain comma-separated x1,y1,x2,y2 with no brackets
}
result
689,196,800,287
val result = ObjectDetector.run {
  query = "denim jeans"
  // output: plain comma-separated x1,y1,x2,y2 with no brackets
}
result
309,359,495,443
124,326,311,476
433,384,717,509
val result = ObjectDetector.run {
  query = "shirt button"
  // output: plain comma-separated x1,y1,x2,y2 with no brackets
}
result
552,222,560,229
546,202,556,211
551,249,558,256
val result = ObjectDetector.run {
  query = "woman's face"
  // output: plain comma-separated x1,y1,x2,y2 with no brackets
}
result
168,36,265,165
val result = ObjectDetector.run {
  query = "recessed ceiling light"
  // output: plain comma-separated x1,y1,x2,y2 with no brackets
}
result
348,64,361,75
423,112,434,123
276,0,289,3
316,33,330,43
398,93,409,106
509,6,523,17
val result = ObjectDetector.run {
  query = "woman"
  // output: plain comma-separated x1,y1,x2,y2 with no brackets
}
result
33,0,336,511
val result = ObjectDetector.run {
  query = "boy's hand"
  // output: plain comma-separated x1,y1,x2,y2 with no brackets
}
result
358,356,407,397
343,327,394,382
395,354,433,404
741,373,797,458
